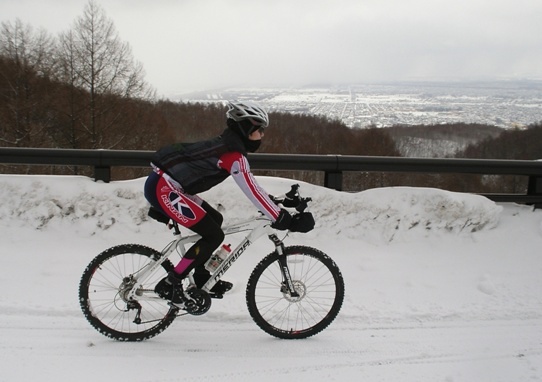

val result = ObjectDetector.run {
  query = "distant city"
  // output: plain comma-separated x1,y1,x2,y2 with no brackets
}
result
176,80,542,129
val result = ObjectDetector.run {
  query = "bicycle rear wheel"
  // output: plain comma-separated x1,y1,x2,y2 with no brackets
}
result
79,244,177,341
246,246,344,339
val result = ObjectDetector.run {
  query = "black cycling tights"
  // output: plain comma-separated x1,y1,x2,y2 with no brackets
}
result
178,201,225,278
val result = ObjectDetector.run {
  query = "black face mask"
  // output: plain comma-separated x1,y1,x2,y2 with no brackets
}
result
226,119,262,153
245,139,261,153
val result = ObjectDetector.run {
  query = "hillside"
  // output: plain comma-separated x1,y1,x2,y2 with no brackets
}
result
386,123,503,157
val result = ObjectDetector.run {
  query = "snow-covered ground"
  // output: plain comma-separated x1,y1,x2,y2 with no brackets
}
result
1,174,542,382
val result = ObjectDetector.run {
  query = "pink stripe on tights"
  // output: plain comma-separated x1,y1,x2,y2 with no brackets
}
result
174,257,194,275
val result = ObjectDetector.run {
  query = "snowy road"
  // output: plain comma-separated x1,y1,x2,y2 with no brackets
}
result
3,312,542,382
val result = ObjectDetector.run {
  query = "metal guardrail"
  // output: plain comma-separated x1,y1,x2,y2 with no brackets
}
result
1,147,542,207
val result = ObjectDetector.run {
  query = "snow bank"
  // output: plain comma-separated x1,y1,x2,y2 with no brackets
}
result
0,174,502,244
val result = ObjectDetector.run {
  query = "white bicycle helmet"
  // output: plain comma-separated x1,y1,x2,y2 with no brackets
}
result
226,101,269,129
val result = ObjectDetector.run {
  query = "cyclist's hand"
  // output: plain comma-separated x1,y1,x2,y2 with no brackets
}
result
271,208,292,230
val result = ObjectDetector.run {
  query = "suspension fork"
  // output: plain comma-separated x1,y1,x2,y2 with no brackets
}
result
269,234,299,298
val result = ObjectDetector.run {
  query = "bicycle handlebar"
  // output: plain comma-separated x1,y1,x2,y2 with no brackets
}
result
270,184,312,213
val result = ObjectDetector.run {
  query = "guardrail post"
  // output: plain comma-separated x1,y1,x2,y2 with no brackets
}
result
324,171,343,191
94,166,111,183
527,175,542,208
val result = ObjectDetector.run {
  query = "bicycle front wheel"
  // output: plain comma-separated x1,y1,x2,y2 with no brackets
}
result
246,246,344,339
79,244,177,341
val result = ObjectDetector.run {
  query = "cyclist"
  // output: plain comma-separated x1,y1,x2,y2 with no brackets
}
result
144,101,294,303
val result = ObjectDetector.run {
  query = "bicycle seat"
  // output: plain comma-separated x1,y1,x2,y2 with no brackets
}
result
148,206,170,225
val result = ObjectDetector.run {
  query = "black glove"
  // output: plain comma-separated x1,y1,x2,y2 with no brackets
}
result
289,212,315,233
271,208,292,230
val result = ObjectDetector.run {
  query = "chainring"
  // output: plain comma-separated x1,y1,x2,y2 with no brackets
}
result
183,288,212,316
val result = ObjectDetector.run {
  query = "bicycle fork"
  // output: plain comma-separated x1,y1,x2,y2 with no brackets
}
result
269,234,300,298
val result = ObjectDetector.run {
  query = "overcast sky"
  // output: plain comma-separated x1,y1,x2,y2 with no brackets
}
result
1,0,541,97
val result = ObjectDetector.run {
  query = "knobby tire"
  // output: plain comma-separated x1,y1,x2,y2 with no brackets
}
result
246,246,344,339
79,244,177,341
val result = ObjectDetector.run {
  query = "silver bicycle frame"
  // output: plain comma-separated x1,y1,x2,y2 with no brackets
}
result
125,215,277,301
203,216,276,291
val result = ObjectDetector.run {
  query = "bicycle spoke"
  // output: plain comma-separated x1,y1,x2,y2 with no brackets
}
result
247,246,344,339
79,245,177,341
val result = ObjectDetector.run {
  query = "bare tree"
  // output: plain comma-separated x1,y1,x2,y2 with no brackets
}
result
0,19,57,78
57,0,154,148
0,19,57,147
54,30,82,148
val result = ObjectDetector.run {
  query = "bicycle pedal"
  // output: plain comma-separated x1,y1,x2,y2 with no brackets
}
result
209,293,224,299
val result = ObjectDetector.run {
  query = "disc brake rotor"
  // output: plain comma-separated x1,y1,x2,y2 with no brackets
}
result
282,280,306,302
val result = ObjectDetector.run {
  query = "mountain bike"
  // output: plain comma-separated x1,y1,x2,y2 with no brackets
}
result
79,185,344,341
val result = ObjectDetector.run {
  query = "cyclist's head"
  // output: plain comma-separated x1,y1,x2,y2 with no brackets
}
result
226,101,269,138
